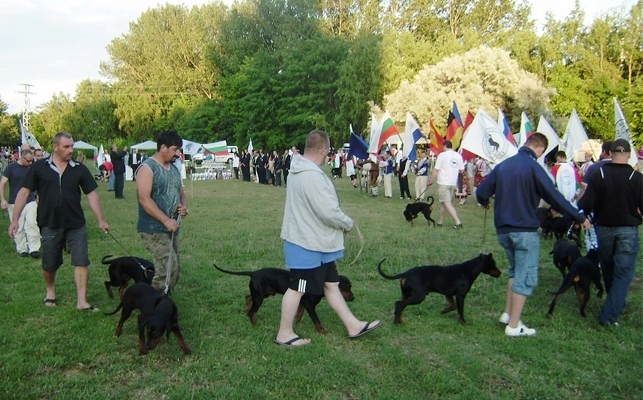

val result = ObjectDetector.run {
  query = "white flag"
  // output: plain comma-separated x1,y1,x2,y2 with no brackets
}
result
20,122,42,149
402,112,424,161
368,112,381,154
181,139,202,157
247,138,253,154
461,109,517,165
614,97,637,166
536,116,561,163
97,144,105,167
560,109,589,161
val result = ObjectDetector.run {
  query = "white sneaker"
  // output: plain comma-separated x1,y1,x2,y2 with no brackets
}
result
505,323,536,337
499,312,510,324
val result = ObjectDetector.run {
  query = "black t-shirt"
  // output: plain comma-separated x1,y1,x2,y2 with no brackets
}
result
22,158,98,229
2,162,36,204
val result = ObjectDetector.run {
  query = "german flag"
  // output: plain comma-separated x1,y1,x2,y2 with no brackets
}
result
446,111,464,150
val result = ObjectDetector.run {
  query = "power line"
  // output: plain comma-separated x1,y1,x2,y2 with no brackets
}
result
18,83,35,129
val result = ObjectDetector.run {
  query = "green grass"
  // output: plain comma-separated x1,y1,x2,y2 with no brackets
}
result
0,169,641,399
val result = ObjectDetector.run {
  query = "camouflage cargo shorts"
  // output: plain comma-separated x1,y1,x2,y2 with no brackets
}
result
140,232,181,290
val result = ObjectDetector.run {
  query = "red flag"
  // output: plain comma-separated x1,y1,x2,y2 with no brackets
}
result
429,119,444,155
464,111,475,130
446,111,464,150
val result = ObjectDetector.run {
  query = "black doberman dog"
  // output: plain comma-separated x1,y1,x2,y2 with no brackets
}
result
549,239,581,277
549,214,582,247
102,255,155,300
213,263,355,333
546,249,603,318
105,283,191,355
537,206,556,238
403,196,435,226
378,253,501,324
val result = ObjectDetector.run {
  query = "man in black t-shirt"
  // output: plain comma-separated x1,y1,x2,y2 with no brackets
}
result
0,149,40,257
9,132,110,311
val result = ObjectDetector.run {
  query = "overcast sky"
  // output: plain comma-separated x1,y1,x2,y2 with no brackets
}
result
0,0,628,114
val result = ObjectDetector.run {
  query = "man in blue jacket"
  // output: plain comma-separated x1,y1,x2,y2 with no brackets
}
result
476,133,590,337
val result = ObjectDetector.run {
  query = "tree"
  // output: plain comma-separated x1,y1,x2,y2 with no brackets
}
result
384,46,556,131
0,97,19,146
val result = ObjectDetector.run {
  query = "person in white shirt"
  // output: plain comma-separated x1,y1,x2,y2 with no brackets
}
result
428,141,464,228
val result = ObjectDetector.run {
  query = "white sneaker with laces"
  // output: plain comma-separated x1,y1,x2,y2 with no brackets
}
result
505,323,536,337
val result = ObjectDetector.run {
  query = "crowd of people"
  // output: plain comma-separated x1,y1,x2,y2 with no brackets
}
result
2,129,641,345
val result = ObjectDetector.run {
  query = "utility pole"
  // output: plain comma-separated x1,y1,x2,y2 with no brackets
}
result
18,83,35,129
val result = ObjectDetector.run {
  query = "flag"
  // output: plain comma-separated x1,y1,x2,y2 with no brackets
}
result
536,116,561,163
446,111,464,150
518,112,535,147
377,111,400,150
560,109,589,161
464,111,475,130
247,138,253,154
452,101,463,126
204,140,228,155
368,112,381,154
97,144,105,166
460,109,517,165
497,109,516,147
181,139,202,157
402,112,424,161
614,97,638,166
348,131,369,160
429,119,444,156
19,122,42,149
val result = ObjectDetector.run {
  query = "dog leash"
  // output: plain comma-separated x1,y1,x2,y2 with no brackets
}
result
347,222,364,266
414,186,429,203
481,207,488,252
106,230,151,278
164,214,181,295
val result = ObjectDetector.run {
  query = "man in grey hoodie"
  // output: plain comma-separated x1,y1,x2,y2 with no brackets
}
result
275,130,381,346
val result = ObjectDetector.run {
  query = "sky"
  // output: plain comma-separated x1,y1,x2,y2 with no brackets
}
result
0,0,630,115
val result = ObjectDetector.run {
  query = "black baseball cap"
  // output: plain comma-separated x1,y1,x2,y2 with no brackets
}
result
610,139,631,153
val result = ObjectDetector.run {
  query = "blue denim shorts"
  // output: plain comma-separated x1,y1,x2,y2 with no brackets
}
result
498,232,540,296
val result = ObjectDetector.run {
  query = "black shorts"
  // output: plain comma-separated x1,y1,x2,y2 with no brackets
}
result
41,227,90,272
289,261,339,296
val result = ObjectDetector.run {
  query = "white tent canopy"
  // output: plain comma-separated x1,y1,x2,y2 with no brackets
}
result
131,140,157,150
73,140,98,155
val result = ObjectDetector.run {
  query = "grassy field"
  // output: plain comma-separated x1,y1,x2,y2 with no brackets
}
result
0,168,641,399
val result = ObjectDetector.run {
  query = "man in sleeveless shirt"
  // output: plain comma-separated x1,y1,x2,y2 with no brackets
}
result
137,130,189,291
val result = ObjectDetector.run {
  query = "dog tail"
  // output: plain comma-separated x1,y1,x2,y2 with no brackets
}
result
101,255,115,265
377,259,406,280
426,196,434,207
104,303,123,316
548,272,576,296
213,263,255,277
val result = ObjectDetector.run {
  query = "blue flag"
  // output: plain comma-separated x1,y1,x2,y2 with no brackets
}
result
452,101,463,126
348,132,369,160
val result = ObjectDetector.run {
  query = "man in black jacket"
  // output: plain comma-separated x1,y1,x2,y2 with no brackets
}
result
110,144,128,199
578,139,642,326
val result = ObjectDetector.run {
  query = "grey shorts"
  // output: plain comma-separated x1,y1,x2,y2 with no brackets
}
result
289,262,339,296
41,226,90,272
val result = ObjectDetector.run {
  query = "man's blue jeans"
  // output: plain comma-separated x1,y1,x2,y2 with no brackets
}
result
595,226,640,324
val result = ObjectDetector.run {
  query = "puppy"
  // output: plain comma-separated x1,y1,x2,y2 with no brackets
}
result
105,283,191,355
404,196,435,226
378,253,501,324
102,255,155,300
546,249,603,318
537,206,555,238
549,239,581,277
213,263,354,333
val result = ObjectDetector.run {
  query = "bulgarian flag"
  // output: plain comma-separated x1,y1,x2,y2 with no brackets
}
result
429,119,444,155
518,112,535,147
377,111,401,150
204,140,228,155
